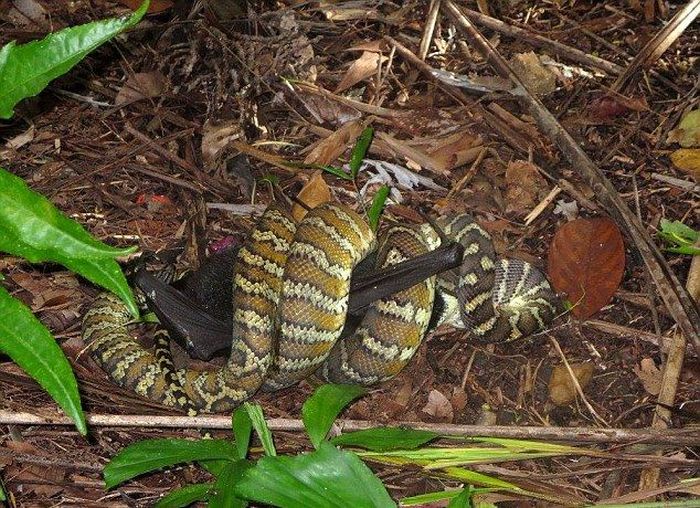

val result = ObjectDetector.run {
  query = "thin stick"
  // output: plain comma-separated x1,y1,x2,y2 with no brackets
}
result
457,7,623,76
611,0,700,92
418,0,442,60
0,411,697,445
443,0,700,356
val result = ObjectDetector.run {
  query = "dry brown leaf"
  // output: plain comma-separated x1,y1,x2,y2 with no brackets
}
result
548,362,594,405
376,131,448,175
505,160,550,216
117,0,173,13
292,171,331,222
304,120,364,166
509,52,557,95
548,217,625,319
295,89,362,126
633,358,662,396
425,131,484,171
346,40,386,53
450,387,468,412
335,51,388,93
670,148,700,179
201,120,243,166
421,389,454,422
115,71,167,105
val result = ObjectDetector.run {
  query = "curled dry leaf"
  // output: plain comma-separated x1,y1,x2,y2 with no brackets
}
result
505,160,550,216
115,71,167,105
304,120,364,166
509,52,557,95
201,119,243,166
335,51,388,93
292,171,331,222
548,362,594,406
548,217,625,319
421,389,454,422
633,358,662,396
670,148,700,180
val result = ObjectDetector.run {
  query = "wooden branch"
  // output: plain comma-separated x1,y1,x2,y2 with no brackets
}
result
611,0,700,92
0,411,697,446
443,0,700,357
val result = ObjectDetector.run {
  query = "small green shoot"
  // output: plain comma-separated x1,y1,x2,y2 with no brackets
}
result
241,402,276,456
659,219,700,255
367,185,389,232
349,126,374,179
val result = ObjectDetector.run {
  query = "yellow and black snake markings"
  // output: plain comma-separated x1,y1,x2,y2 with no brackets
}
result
83,202,558,414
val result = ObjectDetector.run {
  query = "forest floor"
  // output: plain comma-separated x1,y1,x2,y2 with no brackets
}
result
0,0,698,506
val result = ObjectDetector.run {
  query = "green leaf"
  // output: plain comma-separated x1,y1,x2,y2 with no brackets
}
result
401,490,464,506
349,127,374,179
0,1,149,118
665,245,700,255
330,427,438,451
321,164,354,181
302,384,366,449
232,407,253,459
242,402,276,456
0,286,85,434
154,483,214,508
209,460,250,508
447,487,473,508
659,219,699,255
0,168,138,316
104,438,238,489
367,185,389,232
234,442,395,508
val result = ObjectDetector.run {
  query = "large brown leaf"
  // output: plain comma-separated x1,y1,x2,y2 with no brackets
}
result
548,217,625,319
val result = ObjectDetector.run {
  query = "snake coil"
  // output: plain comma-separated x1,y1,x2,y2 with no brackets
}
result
82,203,558,413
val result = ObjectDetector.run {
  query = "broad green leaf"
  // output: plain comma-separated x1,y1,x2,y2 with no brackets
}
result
154,483,214,508
302,384,366,449
0,168,138,316
368,185,389,232
209,460,250,508
349,127,374,178
242,402,276,456
330,427,438,452
104,438,238,488
199,459,228,477
233,406,253,459
0,286,85,434
234,442,395,508
447,487,472,508
0,1,149,118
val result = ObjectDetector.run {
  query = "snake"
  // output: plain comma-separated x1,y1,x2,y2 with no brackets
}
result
82,202,558,414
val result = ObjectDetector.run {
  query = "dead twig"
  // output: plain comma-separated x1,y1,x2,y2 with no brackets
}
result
0,411,697,446
443,0,700,357
457,7,623,76
611,0,700,92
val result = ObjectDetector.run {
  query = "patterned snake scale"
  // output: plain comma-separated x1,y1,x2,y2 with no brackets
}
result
82,202,558,413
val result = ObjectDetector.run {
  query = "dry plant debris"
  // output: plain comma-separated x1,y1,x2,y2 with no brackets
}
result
0,0,698,505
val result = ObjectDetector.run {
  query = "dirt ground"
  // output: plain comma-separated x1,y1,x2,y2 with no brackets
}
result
0,0,698,506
